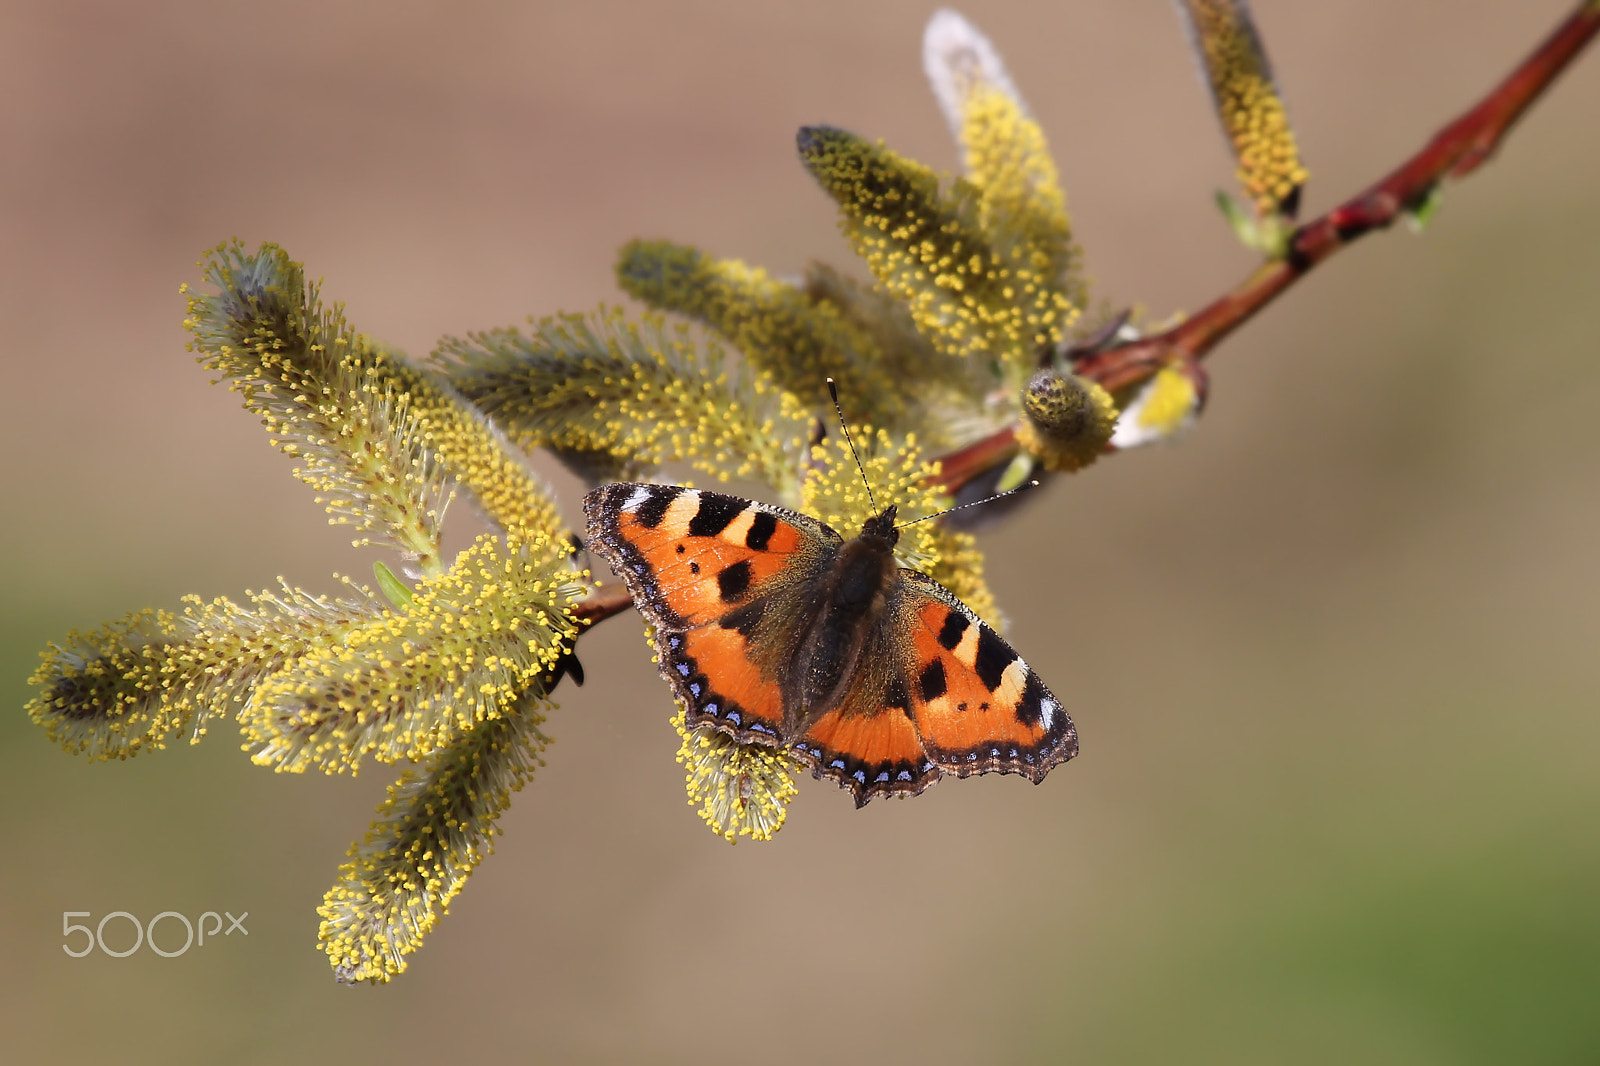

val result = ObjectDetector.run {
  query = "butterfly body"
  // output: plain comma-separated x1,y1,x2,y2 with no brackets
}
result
788,504,899,727
583,483,1077,806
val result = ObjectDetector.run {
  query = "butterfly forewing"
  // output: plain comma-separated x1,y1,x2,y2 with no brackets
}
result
584,483,835,629
894,571,1077,781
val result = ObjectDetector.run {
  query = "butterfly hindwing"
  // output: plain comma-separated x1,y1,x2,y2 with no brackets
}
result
896,570,1078,782
659,616,788,743
791,625,943,806
796,705,941,808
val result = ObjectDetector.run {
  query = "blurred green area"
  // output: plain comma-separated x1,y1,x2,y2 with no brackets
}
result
3,2,1598,1063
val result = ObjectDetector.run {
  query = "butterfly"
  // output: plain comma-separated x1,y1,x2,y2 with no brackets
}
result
582,482,1078,807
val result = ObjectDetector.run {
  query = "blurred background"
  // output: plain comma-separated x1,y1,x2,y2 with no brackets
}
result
3,1,1598,1062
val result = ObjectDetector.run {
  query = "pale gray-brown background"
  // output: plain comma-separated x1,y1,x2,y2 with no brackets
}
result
3,2,1598,1062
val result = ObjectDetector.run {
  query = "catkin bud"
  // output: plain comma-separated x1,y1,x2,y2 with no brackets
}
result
1016,368,1117,472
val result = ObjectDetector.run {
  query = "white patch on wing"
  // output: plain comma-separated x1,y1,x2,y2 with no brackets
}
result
951,623,980,669
720,506,757,547
622,485,653,513
1039,695,1058,732
660,489,702,533
999,658,1031,701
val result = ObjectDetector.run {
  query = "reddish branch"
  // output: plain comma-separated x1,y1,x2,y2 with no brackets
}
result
1076,0,1600,395
937,1,1600,492
574,1,1600,622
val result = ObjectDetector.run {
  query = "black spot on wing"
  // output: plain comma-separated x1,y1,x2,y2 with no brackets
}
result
717,560,753,601
633,486,680,529
973,625,1016,692
745,510,778,550
919,658,947,701
1016,670,1047,728
936,609,969,651
719,596,766,637
688,494,744,537
883,675,911,713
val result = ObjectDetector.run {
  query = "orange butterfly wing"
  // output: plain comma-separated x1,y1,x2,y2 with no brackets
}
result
896,570,1077,782
792,571,1076,806
790,620,942,806
794,710,942,808
585,484,818,629
583,483,836,743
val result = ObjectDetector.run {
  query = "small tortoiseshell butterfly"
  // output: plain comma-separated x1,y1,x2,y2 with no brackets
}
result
582,482,1078,807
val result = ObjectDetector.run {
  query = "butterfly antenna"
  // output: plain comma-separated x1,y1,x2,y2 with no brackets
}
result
826,378,877,513
896,480,1042,529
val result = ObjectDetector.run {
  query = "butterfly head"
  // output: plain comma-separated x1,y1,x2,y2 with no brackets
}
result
859,505,900,545
824,380,1037,542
